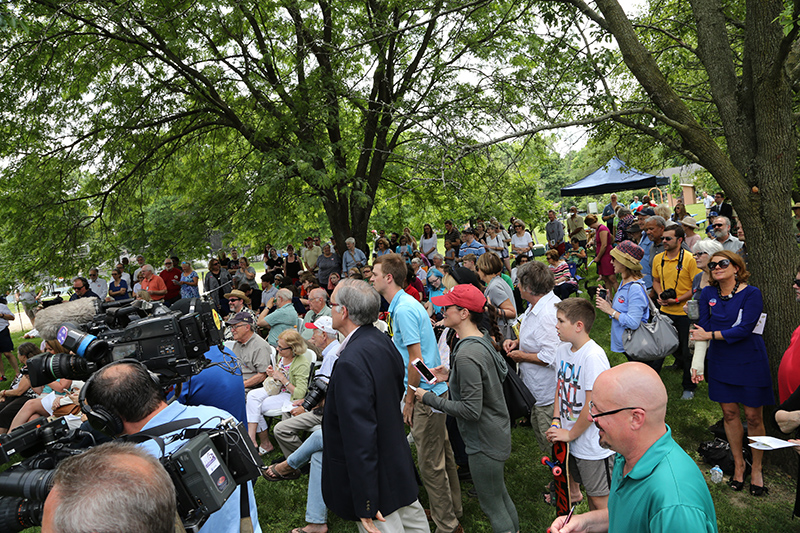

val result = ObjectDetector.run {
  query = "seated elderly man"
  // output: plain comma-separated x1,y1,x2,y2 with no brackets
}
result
274,316,341,457
223,289,257,340
229,312,273,392
257,288,298,346
550,362,717,533
302,288,332,343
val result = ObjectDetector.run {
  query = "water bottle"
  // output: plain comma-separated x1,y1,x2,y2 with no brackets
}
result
710,465,723,483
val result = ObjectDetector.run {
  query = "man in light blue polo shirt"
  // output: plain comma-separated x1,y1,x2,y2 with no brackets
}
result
373,253,463,533
257,288,298,346
549,363,717,533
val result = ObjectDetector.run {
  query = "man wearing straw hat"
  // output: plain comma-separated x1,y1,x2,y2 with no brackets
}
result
223,288,257,340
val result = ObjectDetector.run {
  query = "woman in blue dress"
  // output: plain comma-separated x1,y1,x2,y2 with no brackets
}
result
178,261,200,299
692,250,772,496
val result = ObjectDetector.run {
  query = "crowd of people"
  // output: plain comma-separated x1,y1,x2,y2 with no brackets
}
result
5,189,800,533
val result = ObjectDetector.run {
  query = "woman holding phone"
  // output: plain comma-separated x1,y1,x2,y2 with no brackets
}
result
415,283,518,533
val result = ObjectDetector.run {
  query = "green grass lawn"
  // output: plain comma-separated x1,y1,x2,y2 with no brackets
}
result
3,209,796,532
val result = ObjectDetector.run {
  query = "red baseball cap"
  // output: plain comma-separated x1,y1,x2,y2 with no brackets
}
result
431,284,487,313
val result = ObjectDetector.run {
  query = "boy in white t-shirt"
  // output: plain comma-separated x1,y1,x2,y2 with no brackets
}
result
546,298,615,511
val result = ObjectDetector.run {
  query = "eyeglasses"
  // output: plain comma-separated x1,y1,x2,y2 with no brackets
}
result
72,285,84,291
277,345,292,352
708,259,732,271
693,251,707,258
231,323,250,330
513,225,522,229
661,236,675,242
793,279,800,287
331,302,345,312
712,223,725,228
164,263,172,266
228,297,241,302
444,304,464,312
589,401,643,419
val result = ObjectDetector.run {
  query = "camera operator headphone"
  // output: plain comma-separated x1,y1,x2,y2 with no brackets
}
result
78,359,162,436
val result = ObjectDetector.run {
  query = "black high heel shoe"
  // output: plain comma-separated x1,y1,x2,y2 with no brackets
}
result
729,479,745,491
749,483,769,497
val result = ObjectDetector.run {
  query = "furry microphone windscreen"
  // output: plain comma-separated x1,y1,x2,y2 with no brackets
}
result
35,297,100,340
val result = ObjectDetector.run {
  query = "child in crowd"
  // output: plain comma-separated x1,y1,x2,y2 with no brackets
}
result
444,240,458,268
545,298,615,511
565,237,586,278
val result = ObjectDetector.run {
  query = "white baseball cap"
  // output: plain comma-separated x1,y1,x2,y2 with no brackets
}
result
306,315,336,335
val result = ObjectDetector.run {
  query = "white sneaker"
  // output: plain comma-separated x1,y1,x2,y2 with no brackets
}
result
681,390,694,400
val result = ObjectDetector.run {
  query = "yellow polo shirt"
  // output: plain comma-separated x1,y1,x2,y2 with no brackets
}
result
652,250,700,315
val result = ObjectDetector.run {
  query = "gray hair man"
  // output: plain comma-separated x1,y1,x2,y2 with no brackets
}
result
323,279,429,532
302,288,331,343
712,216,743,252
87,268,108,300
257,288,299,346
139,264,167,302
42,442,176,533
275,315,341,457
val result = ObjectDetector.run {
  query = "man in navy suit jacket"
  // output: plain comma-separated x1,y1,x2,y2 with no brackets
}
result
322,279,429,532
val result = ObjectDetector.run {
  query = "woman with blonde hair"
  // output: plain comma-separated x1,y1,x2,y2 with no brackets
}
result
245,329,311,454
510,220,533,259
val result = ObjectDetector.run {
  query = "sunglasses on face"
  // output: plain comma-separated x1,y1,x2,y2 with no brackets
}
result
228,297,241,302
793,279,800,287
693,251,707,258
712,223,724,228
708,259,731,270
661,236,675,242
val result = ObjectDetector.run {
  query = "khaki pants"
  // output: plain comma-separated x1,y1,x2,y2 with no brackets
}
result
410,394,462,533
531,403,555,454
274,409,324,457
356,499,431,533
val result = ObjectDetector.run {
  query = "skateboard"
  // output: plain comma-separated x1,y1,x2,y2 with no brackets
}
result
541,441,571,516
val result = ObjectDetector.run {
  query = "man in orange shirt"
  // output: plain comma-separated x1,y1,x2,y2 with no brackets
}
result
140,265,167,301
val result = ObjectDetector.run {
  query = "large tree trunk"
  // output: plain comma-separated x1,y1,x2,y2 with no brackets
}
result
594,0,800,395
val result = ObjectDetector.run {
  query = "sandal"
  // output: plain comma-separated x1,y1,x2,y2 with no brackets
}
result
729,479,744,491
262,463,301,481
749,484,769,497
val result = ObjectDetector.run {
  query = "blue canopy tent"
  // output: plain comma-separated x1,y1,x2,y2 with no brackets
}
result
559,157,670,197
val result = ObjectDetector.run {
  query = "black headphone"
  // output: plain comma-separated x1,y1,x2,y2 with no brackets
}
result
78,359,161,436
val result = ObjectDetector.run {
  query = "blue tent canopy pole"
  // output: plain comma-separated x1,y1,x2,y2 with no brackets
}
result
559,157,670,197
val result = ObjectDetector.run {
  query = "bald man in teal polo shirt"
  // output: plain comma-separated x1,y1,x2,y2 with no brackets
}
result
550,362,717,533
